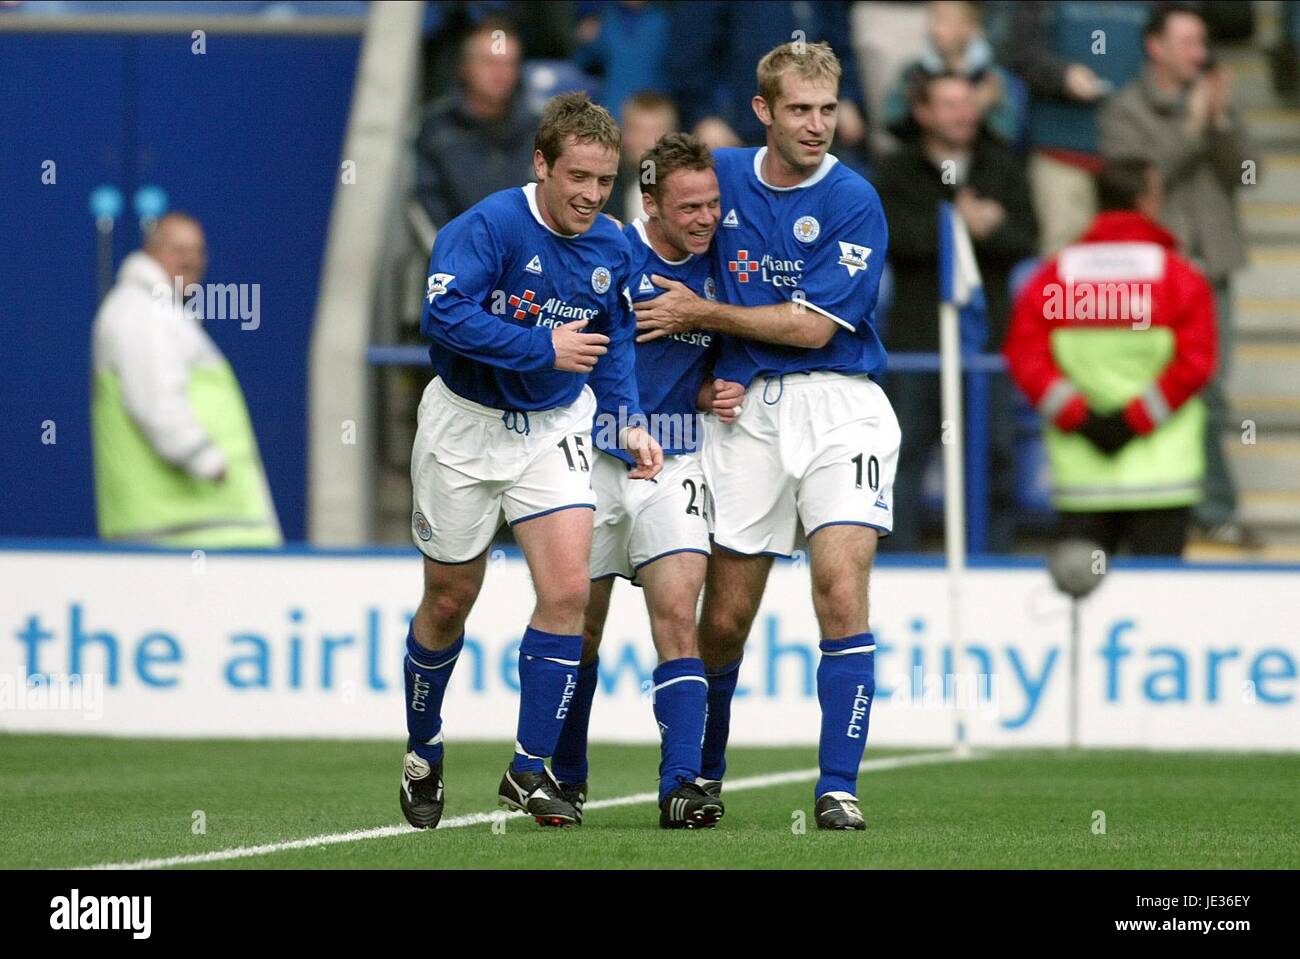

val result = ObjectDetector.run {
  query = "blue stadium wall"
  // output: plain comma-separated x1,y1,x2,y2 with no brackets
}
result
0,32,361,540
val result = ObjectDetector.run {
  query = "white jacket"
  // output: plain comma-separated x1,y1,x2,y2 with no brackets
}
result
91,251,228,481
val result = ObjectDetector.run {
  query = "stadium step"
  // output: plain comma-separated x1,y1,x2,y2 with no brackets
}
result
1229,4,1300,556
1243,106,1300,148
1233,248,1300,299
1227,394,1300,432
1249,154,1300,204
1242,201,1300,244
1236,295,1300,338
1228,343,1300,397
1226,436,1300,491
1238,489,1300,529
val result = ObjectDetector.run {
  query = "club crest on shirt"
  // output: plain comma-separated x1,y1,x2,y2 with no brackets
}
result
704,276,717,301
591,266,612,294
793,215,820,243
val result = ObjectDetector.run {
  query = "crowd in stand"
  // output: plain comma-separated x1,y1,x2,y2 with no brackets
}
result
409,1,1297,554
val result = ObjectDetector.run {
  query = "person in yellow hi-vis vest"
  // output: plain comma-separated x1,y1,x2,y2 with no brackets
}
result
91,211,282,548
1004,160,1217,556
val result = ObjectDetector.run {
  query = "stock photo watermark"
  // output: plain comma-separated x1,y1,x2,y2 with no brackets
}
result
0,671,104,721
153,277,261,330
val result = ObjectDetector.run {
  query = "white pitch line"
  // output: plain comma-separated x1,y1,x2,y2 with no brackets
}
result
78,748,984,870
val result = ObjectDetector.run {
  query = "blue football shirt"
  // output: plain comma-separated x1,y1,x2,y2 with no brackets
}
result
421,183,641,418
710,147,890,387
596,218,719,466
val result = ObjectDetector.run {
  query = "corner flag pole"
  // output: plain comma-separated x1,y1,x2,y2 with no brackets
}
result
938,203,982,754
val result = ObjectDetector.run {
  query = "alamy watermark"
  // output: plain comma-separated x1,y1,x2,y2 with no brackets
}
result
881,666,1000,718
593,405,702,452
153,277,260,330
0,672,104,720
1043,280,1151,330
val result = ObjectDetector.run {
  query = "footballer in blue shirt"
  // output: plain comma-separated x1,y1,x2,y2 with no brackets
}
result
399,93,663,831
635,43,902,831
550,133,747,830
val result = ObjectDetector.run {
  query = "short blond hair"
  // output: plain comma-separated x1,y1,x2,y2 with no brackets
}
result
535,91,622,168
756,40,842,106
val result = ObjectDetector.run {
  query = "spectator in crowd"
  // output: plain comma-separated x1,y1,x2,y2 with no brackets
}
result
420,2,575,103
91,212,282,548
1006,0,1149,255
574,1,670,120
606,90,679,223
1004,160,1217,557
853,0,931,156
663,0,868,165
882,1,1023,146
875,70,1038,552
1099,2,1257,547
415,17,538,229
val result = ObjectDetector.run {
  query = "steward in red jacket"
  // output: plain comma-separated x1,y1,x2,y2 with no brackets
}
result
1004,160,1217,555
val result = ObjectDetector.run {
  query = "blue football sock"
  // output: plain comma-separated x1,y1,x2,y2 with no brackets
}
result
513,626,584,773
404,623,463,764
552,657,599,784
816,633,876,798
700,657,742,781
653,657,708,802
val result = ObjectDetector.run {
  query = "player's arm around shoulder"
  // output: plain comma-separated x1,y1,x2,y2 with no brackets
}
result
633,273,834,350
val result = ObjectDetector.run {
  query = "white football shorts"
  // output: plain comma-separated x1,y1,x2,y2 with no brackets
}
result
410,376,597,563
702,371,901,557
589,449,712,582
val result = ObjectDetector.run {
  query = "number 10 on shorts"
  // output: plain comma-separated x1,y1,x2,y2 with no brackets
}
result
851,453,879,491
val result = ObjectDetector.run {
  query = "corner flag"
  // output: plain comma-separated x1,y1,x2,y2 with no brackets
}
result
938,201,988,354
937,201,986,750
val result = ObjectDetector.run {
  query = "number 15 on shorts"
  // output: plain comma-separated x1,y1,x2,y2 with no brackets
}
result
557,435,590,472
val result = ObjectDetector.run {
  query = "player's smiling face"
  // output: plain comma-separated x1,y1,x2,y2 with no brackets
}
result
644,167,721,257
756,71,839,176
534,136,619,235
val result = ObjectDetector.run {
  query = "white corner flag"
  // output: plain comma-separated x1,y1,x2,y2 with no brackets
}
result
938,202,986,751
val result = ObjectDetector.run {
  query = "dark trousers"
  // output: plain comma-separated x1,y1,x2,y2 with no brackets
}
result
1058,507,1191,557
1193,280,1239,527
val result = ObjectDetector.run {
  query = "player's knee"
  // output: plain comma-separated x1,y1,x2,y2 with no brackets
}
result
812,575,867,621
700,605,752,658
707,600,759,647
537,572,590,624
649,604,699,660
421,586,476,633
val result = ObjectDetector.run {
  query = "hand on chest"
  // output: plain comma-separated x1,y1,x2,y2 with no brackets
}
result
497,245,618,331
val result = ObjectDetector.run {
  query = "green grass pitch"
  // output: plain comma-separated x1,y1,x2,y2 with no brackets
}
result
2,734,1297,869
